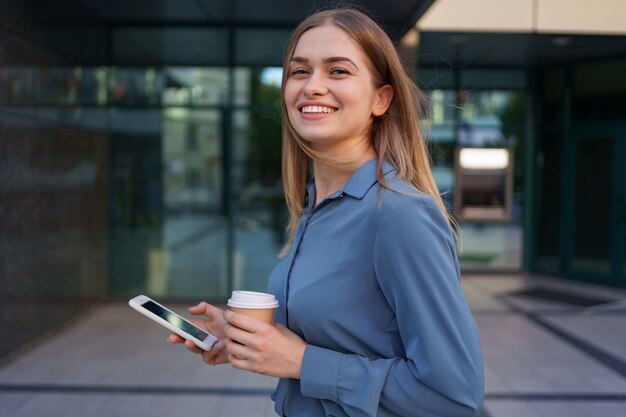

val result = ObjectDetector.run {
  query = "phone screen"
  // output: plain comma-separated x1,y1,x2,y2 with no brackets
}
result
141,300,210,341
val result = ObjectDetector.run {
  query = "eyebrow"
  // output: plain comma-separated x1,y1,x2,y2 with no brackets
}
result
290,56,360,70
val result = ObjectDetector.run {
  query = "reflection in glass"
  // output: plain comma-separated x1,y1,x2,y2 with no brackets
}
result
163,67,229,106
455,148,513,222
0,66,109,106
458,90,525,147
422,90,456,144
159,108,226,299
108,67,164,106
232,68,284,292
108,67,231,300
422,89,526,271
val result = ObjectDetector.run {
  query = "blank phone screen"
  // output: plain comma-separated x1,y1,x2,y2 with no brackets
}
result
141,300,210,341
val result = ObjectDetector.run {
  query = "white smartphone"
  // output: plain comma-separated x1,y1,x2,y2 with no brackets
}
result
129,295,217,351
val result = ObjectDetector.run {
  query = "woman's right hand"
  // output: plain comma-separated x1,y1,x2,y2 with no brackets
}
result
167,302,229,365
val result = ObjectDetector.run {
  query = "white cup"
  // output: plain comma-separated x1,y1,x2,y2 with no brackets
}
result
227,291,279,324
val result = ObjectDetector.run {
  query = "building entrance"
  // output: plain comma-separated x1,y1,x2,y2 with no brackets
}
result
568,125,626,288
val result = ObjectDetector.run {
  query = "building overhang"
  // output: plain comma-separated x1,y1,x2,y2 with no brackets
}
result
417,31,626,68
18,0,436,65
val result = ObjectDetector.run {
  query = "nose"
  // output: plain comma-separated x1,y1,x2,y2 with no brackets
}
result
303,71,328,97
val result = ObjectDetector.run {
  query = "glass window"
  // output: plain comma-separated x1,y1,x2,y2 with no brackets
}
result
460,69,527,90
108,104,228,299
571,138,613,275
416,67,455,90
572,58,626,122
109,67,164,106
423,86,527,272
458,90,526,148
0,66,109,106
541,68,564,124
534,132,562,272
231,68,284,292
233,68,252,106
422,89,456,144
251,67,283,107
162,67,229,106
233,108,283,292
235,29,291,66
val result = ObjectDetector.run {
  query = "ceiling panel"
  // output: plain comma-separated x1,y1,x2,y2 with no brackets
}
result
72,0,433,38
22,0,434,65
418,32,626,68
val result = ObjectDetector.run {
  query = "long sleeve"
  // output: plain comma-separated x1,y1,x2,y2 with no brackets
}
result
298,196,484,417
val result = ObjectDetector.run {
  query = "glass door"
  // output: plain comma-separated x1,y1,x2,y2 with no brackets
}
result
108,67,231,300
569,125,626,288
617,137,626,286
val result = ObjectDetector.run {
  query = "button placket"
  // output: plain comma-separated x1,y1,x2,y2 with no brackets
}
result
285,191,344,325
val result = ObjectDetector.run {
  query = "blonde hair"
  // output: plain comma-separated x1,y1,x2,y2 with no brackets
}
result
280,8,452,255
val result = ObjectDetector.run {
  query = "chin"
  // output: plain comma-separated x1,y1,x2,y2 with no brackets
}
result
298,135,337,148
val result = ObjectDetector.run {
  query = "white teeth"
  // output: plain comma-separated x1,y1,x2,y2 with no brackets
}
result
301,105,336,114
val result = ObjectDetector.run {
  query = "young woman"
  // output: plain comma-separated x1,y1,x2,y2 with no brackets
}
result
169,8,484,417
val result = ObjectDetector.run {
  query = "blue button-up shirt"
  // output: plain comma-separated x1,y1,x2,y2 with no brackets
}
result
267,159,484,417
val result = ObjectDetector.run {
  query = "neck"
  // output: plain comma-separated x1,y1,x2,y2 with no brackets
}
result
312,146,377,207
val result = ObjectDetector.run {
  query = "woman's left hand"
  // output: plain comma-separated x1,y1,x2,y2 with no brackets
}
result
223,310,307,379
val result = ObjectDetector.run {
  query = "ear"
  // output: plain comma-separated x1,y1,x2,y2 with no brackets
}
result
372,84,393,117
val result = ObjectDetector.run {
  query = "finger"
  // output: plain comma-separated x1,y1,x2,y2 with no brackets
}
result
201,341,224,364
168,334,186,344
189,302,222,319
229,354,250,371
202,346,221,365
184,339,204,354
225,338,251,359
224,322,256,346
223,310,266,334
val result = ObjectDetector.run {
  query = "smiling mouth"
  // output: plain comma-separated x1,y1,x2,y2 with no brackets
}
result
300,105,337,114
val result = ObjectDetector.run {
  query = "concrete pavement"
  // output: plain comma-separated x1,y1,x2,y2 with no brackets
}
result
1,274,625,417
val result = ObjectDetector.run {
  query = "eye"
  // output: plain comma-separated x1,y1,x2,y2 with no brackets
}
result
329,67,349,76
289,68,309,77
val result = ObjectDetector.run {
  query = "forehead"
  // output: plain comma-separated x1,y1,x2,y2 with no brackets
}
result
293,24,365,60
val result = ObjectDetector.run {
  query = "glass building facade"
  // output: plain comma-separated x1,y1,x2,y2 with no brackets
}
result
1,0,625,358
532,58,626,288
417,68,528,272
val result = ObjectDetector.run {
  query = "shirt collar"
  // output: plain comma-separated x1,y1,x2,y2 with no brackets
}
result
306,158,396,202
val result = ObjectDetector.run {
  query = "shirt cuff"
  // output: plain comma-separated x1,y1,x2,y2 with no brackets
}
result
300,344,343,402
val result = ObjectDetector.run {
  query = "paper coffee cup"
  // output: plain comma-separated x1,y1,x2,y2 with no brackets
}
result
227,291,279,324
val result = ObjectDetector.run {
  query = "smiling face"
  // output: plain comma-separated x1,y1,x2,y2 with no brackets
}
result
284,24,392,155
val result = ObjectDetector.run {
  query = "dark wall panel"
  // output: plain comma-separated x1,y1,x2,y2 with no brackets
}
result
0,0,108,359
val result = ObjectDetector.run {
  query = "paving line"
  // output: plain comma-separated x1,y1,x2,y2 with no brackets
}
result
485,392,626,401
495,295,626,380
0,384,273,396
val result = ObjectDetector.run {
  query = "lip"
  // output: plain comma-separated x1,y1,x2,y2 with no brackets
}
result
297,101,339,112
296,101,339,121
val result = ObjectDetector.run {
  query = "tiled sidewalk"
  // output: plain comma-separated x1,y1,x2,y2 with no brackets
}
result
0,274,625,417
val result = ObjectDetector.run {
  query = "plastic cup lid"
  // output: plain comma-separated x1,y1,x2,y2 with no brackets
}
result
227,290,279,309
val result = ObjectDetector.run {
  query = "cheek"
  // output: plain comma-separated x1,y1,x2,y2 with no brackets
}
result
283,84,299,122
283,81,299,103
